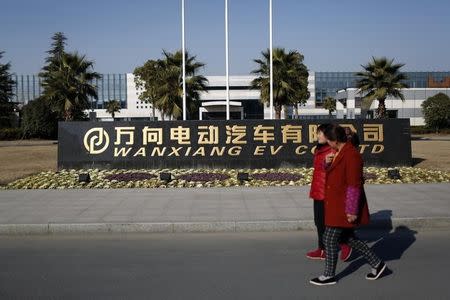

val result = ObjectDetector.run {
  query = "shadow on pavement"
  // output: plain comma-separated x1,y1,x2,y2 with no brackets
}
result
336,210,417,281
412,157,426,166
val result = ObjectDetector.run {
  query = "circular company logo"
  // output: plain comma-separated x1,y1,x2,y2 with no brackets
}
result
83,128,110,154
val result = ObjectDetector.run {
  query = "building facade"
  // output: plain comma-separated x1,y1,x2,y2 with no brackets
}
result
11,71,450,125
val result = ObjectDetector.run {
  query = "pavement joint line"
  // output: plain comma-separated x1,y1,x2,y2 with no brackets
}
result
0,217,449,235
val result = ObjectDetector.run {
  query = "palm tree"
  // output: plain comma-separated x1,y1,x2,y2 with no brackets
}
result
41,52,100,121
251,48,309,119
135,51,207,121
323,96,336,118
105,100,121,120
156,50,208,120
356,57,408,118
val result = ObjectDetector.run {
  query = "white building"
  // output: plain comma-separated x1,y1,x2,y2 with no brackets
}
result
12,71,450,125
334,88,450,126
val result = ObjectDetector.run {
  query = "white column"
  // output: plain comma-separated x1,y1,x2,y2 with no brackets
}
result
225,0,230,120
269,0,273,119
182,0,187,120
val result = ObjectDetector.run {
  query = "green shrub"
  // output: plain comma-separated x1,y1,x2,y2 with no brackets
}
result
411,126,450,135
410,126,433,134
21,97,58,139
421,93,450,132
0,127,23,140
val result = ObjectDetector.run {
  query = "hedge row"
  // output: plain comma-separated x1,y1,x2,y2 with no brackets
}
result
410,126,450,135
0,128,23,140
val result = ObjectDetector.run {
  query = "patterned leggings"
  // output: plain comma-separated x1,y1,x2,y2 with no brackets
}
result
323,227,381,277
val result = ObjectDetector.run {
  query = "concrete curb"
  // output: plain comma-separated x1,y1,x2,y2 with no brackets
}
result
0,217,449,235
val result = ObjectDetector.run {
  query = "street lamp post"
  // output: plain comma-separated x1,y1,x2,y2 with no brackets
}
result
225,0,230,120
182,0,187,121
269,0,273,120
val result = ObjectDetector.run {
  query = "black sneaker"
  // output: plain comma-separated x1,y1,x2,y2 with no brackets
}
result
309,276,337,286
366,262,387,280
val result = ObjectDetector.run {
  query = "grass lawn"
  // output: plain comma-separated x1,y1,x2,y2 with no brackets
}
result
0,143,57,185
411,139,450,171
0,136,449,186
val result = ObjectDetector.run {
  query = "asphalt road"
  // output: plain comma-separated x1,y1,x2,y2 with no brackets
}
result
0,228,448,299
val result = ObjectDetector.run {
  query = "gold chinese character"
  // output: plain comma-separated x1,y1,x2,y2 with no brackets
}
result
114,127,135,145
226,125,247,144
170,126,191,145
309,125,318,143
143,127,163,145
281,125,302,144
363,124,384,142
198,125,219,145
253,125,275,143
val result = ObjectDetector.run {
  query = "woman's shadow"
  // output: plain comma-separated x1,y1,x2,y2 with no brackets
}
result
336,210,417,280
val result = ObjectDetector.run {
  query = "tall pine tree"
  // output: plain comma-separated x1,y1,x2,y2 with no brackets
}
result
40,32,100,121
0,51,16,127
40,32,67,78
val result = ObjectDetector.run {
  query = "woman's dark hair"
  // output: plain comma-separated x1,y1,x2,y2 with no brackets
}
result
317,123,331,134
348,132,360,147
344,127,360,147
315,123,331,149
323,124,347,143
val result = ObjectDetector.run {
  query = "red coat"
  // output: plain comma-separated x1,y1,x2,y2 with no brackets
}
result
324,142,370,228
310,144,335,200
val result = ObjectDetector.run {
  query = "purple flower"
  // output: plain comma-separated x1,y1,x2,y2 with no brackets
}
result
105,173,156,182
178,173,230,182
252,172,302,181
363,172,378,180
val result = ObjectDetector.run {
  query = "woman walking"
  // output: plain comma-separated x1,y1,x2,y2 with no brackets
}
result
310,124,387,286
307,124,352,262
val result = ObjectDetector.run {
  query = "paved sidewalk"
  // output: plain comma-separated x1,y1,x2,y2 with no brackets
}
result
0,183,449,234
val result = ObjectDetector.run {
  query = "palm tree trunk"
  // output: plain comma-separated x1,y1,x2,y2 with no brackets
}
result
275,105,282,119
64,110,71,122
274,88,282,119
377,98,387,119
152,101,156,121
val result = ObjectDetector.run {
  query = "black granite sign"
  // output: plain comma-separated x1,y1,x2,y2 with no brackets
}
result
58,119,412,169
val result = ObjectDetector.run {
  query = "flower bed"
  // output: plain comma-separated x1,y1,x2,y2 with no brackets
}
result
252,172,302,182
1,167,449,190
363,172,378,181
105,172,156,182
177,173,230,182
